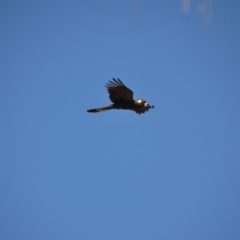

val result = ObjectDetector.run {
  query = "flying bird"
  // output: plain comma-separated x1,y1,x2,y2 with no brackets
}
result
87,78,154,114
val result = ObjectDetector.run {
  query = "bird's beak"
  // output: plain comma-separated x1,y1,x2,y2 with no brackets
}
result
148,104,154,108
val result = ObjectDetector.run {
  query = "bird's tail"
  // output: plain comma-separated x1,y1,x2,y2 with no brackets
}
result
87,105,112,113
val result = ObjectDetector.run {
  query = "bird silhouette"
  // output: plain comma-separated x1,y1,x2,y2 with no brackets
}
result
87,78,154,114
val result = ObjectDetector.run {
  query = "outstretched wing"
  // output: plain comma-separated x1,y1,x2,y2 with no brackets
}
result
106,78,134,103
132,107,149,114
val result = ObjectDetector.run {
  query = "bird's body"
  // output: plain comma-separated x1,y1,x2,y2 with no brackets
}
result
87,78,154,114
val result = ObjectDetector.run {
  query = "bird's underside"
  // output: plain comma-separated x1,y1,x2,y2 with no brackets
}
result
87,78,154,115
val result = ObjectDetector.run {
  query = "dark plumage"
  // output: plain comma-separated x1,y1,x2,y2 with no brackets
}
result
87,78,154,114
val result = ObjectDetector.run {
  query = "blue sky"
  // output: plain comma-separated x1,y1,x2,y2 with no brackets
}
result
1,1,240,239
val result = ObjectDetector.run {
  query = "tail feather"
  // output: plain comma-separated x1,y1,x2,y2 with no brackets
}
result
87,106,112,113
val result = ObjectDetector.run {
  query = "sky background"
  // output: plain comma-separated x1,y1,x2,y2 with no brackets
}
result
1,1,240,239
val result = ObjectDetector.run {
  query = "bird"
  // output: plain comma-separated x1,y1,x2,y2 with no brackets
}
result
87,78,154,114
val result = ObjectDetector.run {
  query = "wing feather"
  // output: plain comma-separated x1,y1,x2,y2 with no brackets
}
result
133,107,149,114
106,78,133,103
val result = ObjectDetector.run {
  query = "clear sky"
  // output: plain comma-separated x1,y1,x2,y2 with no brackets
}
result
1,1,240,239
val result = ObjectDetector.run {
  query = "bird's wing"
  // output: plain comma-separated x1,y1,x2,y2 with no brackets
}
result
131,107,149,114
106,78,134,103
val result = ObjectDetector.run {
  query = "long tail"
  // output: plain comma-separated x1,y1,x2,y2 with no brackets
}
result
87,105,112,113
